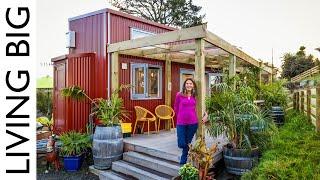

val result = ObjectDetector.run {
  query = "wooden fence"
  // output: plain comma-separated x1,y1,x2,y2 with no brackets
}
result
292,87,320,131
291,66,319,82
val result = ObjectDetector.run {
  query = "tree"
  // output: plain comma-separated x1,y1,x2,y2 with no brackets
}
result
109,0,205,28
281,46,319,79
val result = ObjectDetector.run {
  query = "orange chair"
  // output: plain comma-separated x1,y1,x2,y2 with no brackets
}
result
155,105,175,132
133,106,157,135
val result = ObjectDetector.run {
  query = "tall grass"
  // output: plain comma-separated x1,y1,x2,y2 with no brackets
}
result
242,110,320,180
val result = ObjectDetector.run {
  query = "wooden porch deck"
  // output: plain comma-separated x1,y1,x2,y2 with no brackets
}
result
123,129,229,164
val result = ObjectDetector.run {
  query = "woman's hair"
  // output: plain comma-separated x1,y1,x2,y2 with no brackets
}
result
182,78,197,97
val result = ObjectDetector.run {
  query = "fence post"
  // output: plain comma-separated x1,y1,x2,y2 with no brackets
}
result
307,88,311,120
295,92,298,110
300,91,304,112
316,86,320,132
292,92,297,109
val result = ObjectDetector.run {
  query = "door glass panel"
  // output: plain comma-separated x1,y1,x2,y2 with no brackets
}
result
148,67,160,98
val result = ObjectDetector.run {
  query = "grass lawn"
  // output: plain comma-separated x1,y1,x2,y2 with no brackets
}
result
242,110,320,180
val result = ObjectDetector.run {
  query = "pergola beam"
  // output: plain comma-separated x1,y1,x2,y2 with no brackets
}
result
108,24,207,53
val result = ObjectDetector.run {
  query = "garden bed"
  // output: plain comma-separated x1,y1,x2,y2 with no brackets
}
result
242,110,320,179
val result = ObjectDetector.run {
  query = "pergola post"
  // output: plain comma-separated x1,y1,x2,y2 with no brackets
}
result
194,38,205,137
165,54,172,130
111,52,119,93
229,54,236,89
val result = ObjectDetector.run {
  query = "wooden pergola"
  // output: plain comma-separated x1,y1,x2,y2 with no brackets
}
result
107,24,273,135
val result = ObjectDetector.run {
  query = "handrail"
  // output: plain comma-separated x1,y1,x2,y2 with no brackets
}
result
291,66,319,82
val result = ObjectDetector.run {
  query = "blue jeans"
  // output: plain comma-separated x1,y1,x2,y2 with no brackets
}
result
177,124,198,164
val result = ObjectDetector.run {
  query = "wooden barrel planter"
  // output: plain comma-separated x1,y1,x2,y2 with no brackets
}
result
271,106,284,126
93,126,123,170
223,146,259,175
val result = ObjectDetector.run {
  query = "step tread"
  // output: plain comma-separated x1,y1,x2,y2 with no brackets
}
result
89,166,137,180
112,160,172,180
124,151,180,176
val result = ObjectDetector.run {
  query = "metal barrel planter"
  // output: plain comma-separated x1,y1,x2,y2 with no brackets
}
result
223,146,259,175
93,125,123,170
271,106,284,126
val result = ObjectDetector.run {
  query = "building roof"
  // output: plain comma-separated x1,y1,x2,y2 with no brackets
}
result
68,8,176,31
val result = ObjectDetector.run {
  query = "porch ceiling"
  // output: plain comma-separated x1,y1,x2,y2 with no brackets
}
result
107,24,273,74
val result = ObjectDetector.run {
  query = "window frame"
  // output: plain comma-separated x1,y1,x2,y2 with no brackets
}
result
131,63,163,100
179,69,222,95
130,27,156,40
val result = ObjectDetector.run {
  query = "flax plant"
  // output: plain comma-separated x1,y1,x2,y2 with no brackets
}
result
206,82,274,150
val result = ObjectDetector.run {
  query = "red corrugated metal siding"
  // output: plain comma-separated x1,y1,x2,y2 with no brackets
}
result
119,55,165,132
109,13,172,43
52,53,96,134
69,13,107,99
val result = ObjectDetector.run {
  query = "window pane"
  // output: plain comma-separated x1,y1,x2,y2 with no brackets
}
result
135,67,145,94
148,67,160,98
131,29,155,39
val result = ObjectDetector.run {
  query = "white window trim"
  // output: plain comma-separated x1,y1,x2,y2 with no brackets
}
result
130,27,156,40
131,63,163,100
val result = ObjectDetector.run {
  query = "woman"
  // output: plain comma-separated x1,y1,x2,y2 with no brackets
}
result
174,78,199,165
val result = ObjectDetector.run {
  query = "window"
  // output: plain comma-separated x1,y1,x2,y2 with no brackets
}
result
130,28,155,40
179,69,222,95
131,63,162,99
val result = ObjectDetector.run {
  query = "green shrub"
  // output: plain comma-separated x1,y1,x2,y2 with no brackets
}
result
59,131,92,156
36,89,52,118
259,80,289,110
242,110,320,180
179,163,199,180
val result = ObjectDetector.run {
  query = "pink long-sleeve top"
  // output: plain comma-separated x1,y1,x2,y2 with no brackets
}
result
174,92,198,125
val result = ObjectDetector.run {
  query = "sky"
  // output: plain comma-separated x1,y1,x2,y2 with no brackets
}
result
37,0,320,78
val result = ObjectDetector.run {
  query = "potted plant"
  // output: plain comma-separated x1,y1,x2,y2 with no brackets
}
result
61,84,130,169
177,163,199,180
206,82,275,175
59,131,91,171
188,130,217,180
36,116,53,140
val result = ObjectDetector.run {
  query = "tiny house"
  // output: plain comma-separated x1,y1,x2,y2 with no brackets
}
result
52,8,273,134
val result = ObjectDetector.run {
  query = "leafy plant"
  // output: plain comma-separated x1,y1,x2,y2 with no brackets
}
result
36,116,53,131
61,84,131,126
36,89,52,118
178,163,199,180
59,131,92,156
206,82,274,149
259,80,289,110
188,129,217,180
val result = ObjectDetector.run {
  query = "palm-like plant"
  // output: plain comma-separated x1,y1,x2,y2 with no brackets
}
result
206,82,274,150
61,84,131,126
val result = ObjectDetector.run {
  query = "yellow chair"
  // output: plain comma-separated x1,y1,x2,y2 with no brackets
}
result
155,105,175,132
133,106,157,135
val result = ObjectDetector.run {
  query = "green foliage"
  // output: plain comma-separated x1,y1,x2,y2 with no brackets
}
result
61,85,131,127
281,46,319,79
61,86,88,101
36,89,52,118
109,0,205,28
179,163,199,180
59,131,92,156
259,80,289,109
36,116,53,130
242,110,320,180
205,82,275,149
